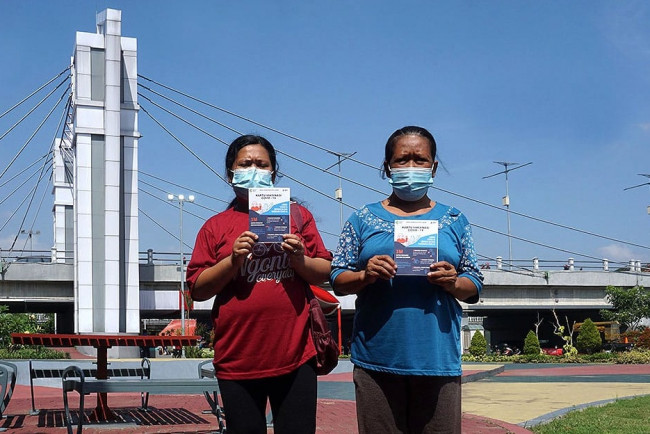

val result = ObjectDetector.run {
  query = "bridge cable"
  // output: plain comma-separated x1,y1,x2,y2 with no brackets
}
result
138,206,194,251
139,187,209,221
0,76,70,144
0,66,71,120
139,105,227,183
138,90,363,213
0,82,71,180
137,75,378,170
138,171,230,205
139,181,222,215
0,153,49,189
1,162,53,252
0,161,52,207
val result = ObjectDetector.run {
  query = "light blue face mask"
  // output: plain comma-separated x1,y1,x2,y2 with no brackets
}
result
388,167,434,202
231,167,274,198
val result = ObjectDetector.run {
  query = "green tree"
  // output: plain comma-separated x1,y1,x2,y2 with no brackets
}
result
575,318,602,354
523,330,541,355
0,305,42,348
468,331,487,356
600,285,650,331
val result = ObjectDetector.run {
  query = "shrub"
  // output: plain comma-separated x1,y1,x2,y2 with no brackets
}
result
0,347,69,359
523,330,541,355
635,328,650,349
616,349,650,364
468,331,487,356
576,318,602,354
582,352,617,363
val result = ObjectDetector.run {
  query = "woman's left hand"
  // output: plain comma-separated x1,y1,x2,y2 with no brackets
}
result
282,234,305,263
427,261,457,294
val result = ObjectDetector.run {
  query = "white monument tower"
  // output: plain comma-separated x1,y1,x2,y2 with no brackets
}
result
53,9,140,334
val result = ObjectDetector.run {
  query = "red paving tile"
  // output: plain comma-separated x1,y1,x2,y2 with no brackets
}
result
1,383,531,433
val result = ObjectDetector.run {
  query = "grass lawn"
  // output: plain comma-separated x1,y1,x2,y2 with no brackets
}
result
531,395,650,434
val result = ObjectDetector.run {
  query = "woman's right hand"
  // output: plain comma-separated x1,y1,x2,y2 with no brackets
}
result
231,231,258,267
362,255,397,284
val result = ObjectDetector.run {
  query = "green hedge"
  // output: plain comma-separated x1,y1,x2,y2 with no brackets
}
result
0,346,70,359
462,349,647,364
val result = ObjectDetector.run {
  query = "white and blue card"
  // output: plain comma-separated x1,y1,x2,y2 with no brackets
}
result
249,188,290,243
394,220,438,276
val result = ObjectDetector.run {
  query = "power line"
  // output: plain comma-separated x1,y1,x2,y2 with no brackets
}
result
433,184,650,251
138,79,649,257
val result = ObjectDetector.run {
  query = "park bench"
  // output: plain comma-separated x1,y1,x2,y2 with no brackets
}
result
62,362,225,434
198,359,272,428
0,361,17,428
27,358,152,415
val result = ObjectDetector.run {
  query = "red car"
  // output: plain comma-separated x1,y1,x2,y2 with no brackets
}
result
542,347,563,356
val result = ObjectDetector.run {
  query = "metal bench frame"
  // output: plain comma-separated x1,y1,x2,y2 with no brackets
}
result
28,358,151,415
62,364,225,434
0,361,17,431
198,359,272,429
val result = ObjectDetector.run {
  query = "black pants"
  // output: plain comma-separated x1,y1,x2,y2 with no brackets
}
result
218,362,317,434
353,366,461,434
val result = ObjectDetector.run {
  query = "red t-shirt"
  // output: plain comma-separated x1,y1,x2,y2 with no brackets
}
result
186,204,332,380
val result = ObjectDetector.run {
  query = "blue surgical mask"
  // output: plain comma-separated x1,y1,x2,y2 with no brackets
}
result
388,167,434,201
231,167,274,198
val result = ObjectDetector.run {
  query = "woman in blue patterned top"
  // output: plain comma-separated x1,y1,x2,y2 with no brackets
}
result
330,126,483,434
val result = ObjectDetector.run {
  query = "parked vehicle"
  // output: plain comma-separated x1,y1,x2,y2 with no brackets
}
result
492,342,521,356
541,347,564,356
602,342,634,352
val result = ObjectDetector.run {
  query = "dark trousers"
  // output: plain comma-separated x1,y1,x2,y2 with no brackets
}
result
353,366,461,434
218,362,317,434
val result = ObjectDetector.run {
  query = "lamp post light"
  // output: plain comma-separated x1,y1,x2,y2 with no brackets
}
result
167,193,195,356
483,161,532,269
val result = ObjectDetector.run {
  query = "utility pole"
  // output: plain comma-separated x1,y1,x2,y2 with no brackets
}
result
20,229,41,252
624,174,650,215
324,152,356,230
483,161,532,268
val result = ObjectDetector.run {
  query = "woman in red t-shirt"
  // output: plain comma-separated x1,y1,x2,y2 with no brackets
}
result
186,134,332,434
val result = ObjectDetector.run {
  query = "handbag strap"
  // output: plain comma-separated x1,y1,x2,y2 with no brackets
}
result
290,202,313,301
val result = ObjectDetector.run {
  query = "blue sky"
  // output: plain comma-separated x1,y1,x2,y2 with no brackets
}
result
1,1,649,268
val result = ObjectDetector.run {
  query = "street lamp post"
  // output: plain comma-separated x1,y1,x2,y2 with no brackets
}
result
167,193,195,356
483,161,532,268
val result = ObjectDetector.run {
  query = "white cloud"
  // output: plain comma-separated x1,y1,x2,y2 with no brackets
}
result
597,244,637,262
638,123,650,131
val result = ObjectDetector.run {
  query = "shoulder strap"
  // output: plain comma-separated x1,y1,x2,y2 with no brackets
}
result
290,202,304,233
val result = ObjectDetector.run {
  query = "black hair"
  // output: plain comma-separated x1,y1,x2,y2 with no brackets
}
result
224,134,278,179
225,134,278,209
381,126,437,178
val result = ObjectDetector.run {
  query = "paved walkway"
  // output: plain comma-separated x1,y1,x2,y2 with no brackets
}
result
3,359,650,433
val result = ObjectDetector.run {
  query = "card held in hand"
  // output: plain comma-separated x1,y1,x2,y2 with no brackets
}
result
394,219,438,275
249,188,290,243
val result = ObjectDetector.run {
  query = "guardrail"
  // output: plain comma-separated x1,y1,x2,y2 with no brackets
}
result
1,248,647,272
